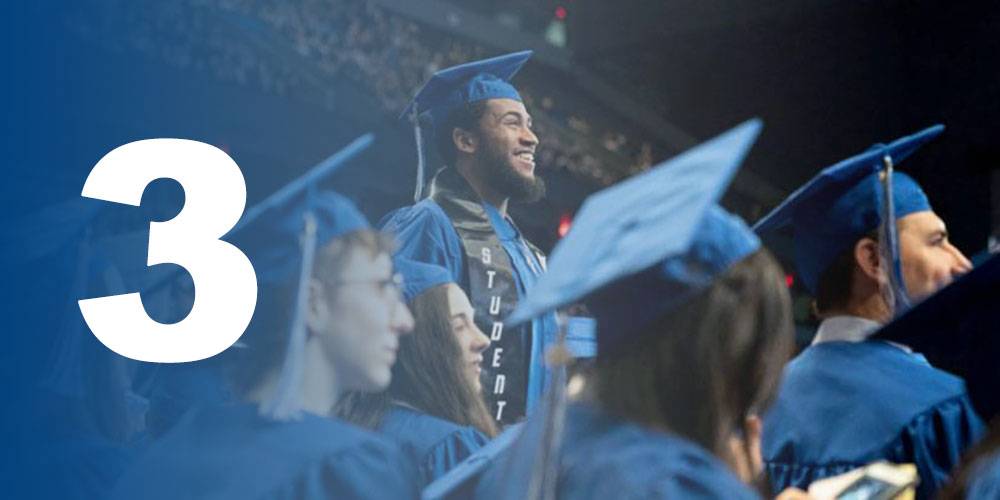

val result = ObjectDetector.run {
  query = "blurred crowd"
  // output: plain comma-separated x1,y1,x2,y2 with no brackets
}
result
69,0,662,186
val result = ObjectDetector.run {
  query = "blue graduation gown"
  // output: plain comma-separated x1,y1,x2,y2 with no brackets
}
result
32,431,135,500
475,402,758,500
380,200,557,410
110,403,419,500
423,423,523,500
378,405,490,486
762,341,985,499
966,451,1000,498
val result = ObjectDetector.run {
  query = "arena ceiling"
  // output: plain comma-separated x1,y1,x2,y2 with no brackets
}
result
443,0,1000,256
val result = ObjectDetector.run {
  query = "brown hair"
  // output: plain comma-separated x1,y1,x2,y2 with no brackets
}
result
224,229,395,398
594,249,794,458
337,284,498,437
813,230,878,317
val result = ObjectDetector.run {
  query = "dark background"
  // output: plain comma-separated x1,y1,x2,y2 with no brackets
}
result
5,0,999,361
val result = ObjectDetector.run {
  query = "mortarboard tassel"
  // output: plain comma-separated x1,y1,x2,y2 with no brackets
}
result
877,154,912,317
260,210,319,421
412,107,426,202
492,314,571,500
531,314,571,500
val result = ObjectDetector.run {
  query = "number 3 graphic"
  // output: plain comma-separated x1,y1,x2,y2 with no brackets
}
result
78,139,258,362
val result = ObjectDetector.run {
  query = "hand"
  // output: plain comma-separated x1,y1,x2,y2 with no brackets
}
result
727,415,764,483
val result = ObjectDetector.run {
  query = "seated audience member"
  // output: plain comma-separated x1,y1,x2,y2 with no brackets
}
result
473,120,810,499
338,259,497,485
110,177,420,499
755,125,984,499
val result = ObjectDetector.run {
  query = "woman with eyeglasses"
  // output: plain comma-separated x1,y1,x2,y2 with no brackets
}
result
338,258,498,486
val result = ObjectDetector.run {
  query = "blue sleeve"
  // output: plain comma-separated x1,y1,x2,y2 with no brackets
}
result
766,394,986,498
424,423,522,500
898,393,985,500
420,428,490,485
765,462,856,496
270,442,421,500
379,202,464,284
35,438,134,500
967,452,1000,499
554,452,759,500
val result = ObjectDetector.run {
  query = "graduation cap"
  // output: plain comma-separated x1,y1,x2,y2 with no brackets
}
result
401,51,532,201
225,134,374,420
507,118,763,347
872,253,1000,421
394,258,453,304
474,120,763,500
753,125,944,314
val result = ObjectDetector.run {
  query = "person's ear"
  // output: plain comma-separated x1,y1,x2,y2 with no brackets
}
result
453,127,478,155
853,236,884,284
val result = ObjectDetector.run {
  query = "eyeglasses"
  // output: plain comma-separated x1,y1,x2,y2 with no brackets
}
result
330,273,405,297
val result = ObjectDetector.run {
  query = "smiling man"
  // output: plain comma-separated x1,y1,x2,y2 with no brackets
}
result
754,126,984,500
381,51,556,426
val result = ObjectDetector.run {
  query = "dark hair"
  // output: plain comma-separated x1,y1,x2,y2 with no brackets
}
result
223,229,395,398
337,284,498,437
434,101,489,166
594,248,794,458
813,230,878,316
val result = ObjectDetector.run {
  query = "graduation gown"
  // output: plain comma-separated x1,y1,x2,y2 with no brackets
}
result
378,405,490,486
31,428,136,500
475,401,758,500
380,167,558,424
109,403,419,500
762,340,985,499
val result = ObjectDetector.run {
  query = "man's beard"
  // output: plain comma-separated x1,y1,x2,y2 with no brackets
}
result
478,140,546,203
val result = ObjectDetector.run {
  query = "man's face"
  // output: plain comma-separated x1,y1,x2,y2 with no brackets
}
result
472,98,545,202
312,248,413,393
898,210,973,301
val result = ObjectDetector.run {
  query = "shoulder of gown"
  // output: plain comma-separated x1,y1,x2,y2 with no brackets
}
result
763,341,984,498
379,406,489,485
110,403,420,500
379,200,464,283
474,402,758,500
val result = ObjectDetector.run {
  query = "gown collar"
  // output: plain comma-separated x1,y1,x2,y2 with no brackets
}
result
812,315,914,354
811,315,882,345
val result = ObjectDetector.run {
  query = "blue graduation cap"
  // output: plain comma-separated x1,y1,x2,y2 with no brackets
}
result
507,119,763,347
872,253,1000,420
466,119,763,500
401,51,532,201
394,258,453,304
228,134,374,420
753,125,944,313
